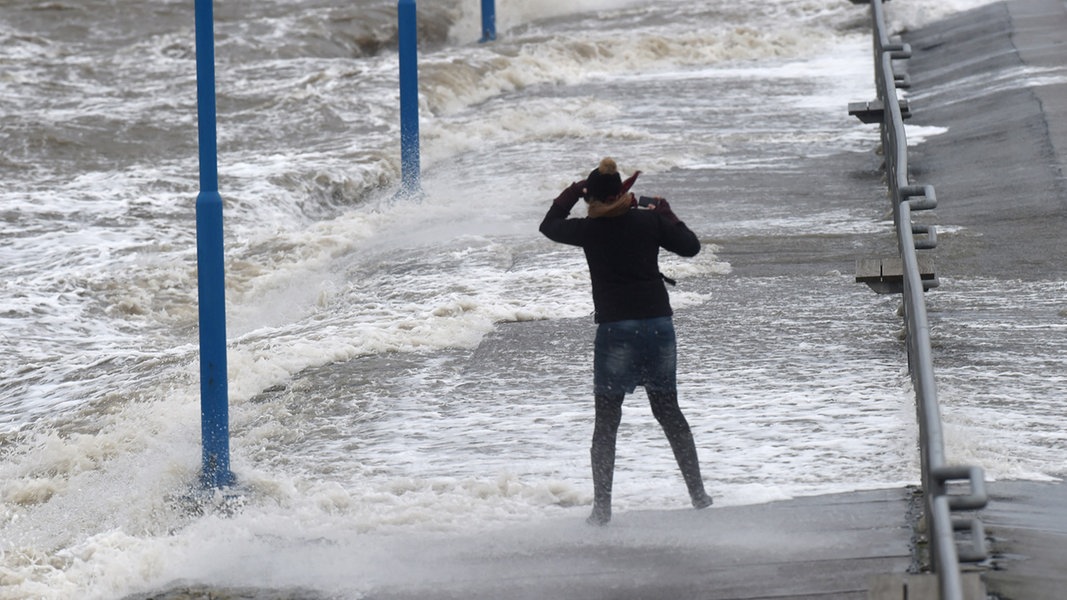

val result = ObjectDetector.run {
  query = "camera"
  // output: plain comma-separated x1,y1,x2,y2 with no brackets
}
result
637,196,658,209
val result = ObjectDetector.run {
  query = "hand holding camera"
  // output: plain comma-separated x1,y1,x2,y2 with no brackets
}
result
638,196,680,224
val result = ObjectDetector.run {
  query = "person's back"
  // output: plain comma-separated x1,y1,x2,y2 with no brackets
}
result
539,158,713,526
539,161,700,323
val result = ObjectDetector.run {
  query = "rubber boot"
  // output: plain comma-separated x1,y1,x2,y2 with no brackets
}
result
667,426,714,509
587,442,615,526
587,393,622,526
649,390,713,510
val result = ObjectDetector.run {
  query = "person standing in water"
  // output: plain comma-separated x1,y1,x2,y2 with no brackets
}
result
539,157,713,526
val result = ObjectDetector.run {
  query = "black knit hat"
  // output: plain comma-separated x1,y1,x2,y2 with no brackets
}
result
586,157,622,200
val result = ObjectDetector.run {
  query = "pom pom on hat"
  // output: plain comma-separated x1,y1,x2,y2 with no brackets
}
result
586,157,623,200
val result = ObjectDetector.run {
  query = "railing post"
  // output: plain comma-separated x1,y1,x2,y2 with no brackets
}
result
194,0,235,489
398,0,421,195
479,0,497,43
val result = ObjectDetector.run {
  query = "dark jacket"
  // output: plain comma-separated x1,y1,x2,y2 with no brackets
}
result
539,185,700,323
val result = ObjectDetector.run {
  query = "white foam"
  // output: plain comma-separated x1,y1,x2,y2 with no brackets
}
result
885,0,1002,33
425,22,846,117
449,0,651,43
2,0,1064,596
905,124,950,145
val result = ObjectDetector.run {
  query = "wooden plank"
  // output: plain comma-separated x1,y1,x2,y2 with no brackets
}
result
855,257,936,282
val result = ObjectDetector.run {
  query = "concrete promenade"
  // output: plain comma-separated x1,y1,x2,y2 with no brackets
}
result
901,1,1067,598
362,1,1067,597
130,1,1067,599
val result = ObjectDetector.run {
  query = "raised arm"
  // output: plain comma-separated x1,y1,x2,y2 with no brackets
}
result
652,198,700,257
539,180,587,246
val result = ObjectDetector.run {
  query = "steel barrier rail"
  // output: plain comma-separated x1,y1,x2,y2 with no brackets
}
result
849,1,989,598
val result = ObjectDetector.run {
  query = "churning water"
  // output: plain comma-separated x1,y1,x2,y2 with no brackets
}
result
1,0,1061,597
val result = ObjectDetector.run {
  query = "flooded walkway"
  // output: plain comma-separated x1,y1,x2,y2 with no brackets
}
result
126,1,1067,598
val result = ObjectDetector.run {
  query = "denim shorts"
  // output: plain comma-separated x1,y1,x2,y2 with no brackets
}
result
593,316,677,396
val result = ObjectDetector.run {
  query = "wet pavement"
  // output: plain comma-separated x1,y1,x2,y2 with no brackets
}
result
127,1,1067,598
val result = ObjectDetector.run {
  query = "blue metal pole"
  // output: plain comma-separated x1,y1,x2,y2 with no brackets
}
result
398,0,421,195
194,0,235,489
479,0,496,43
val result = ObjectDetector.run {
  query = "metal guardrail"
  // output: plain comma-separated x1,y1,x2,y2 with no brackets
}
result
848,1,989,598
